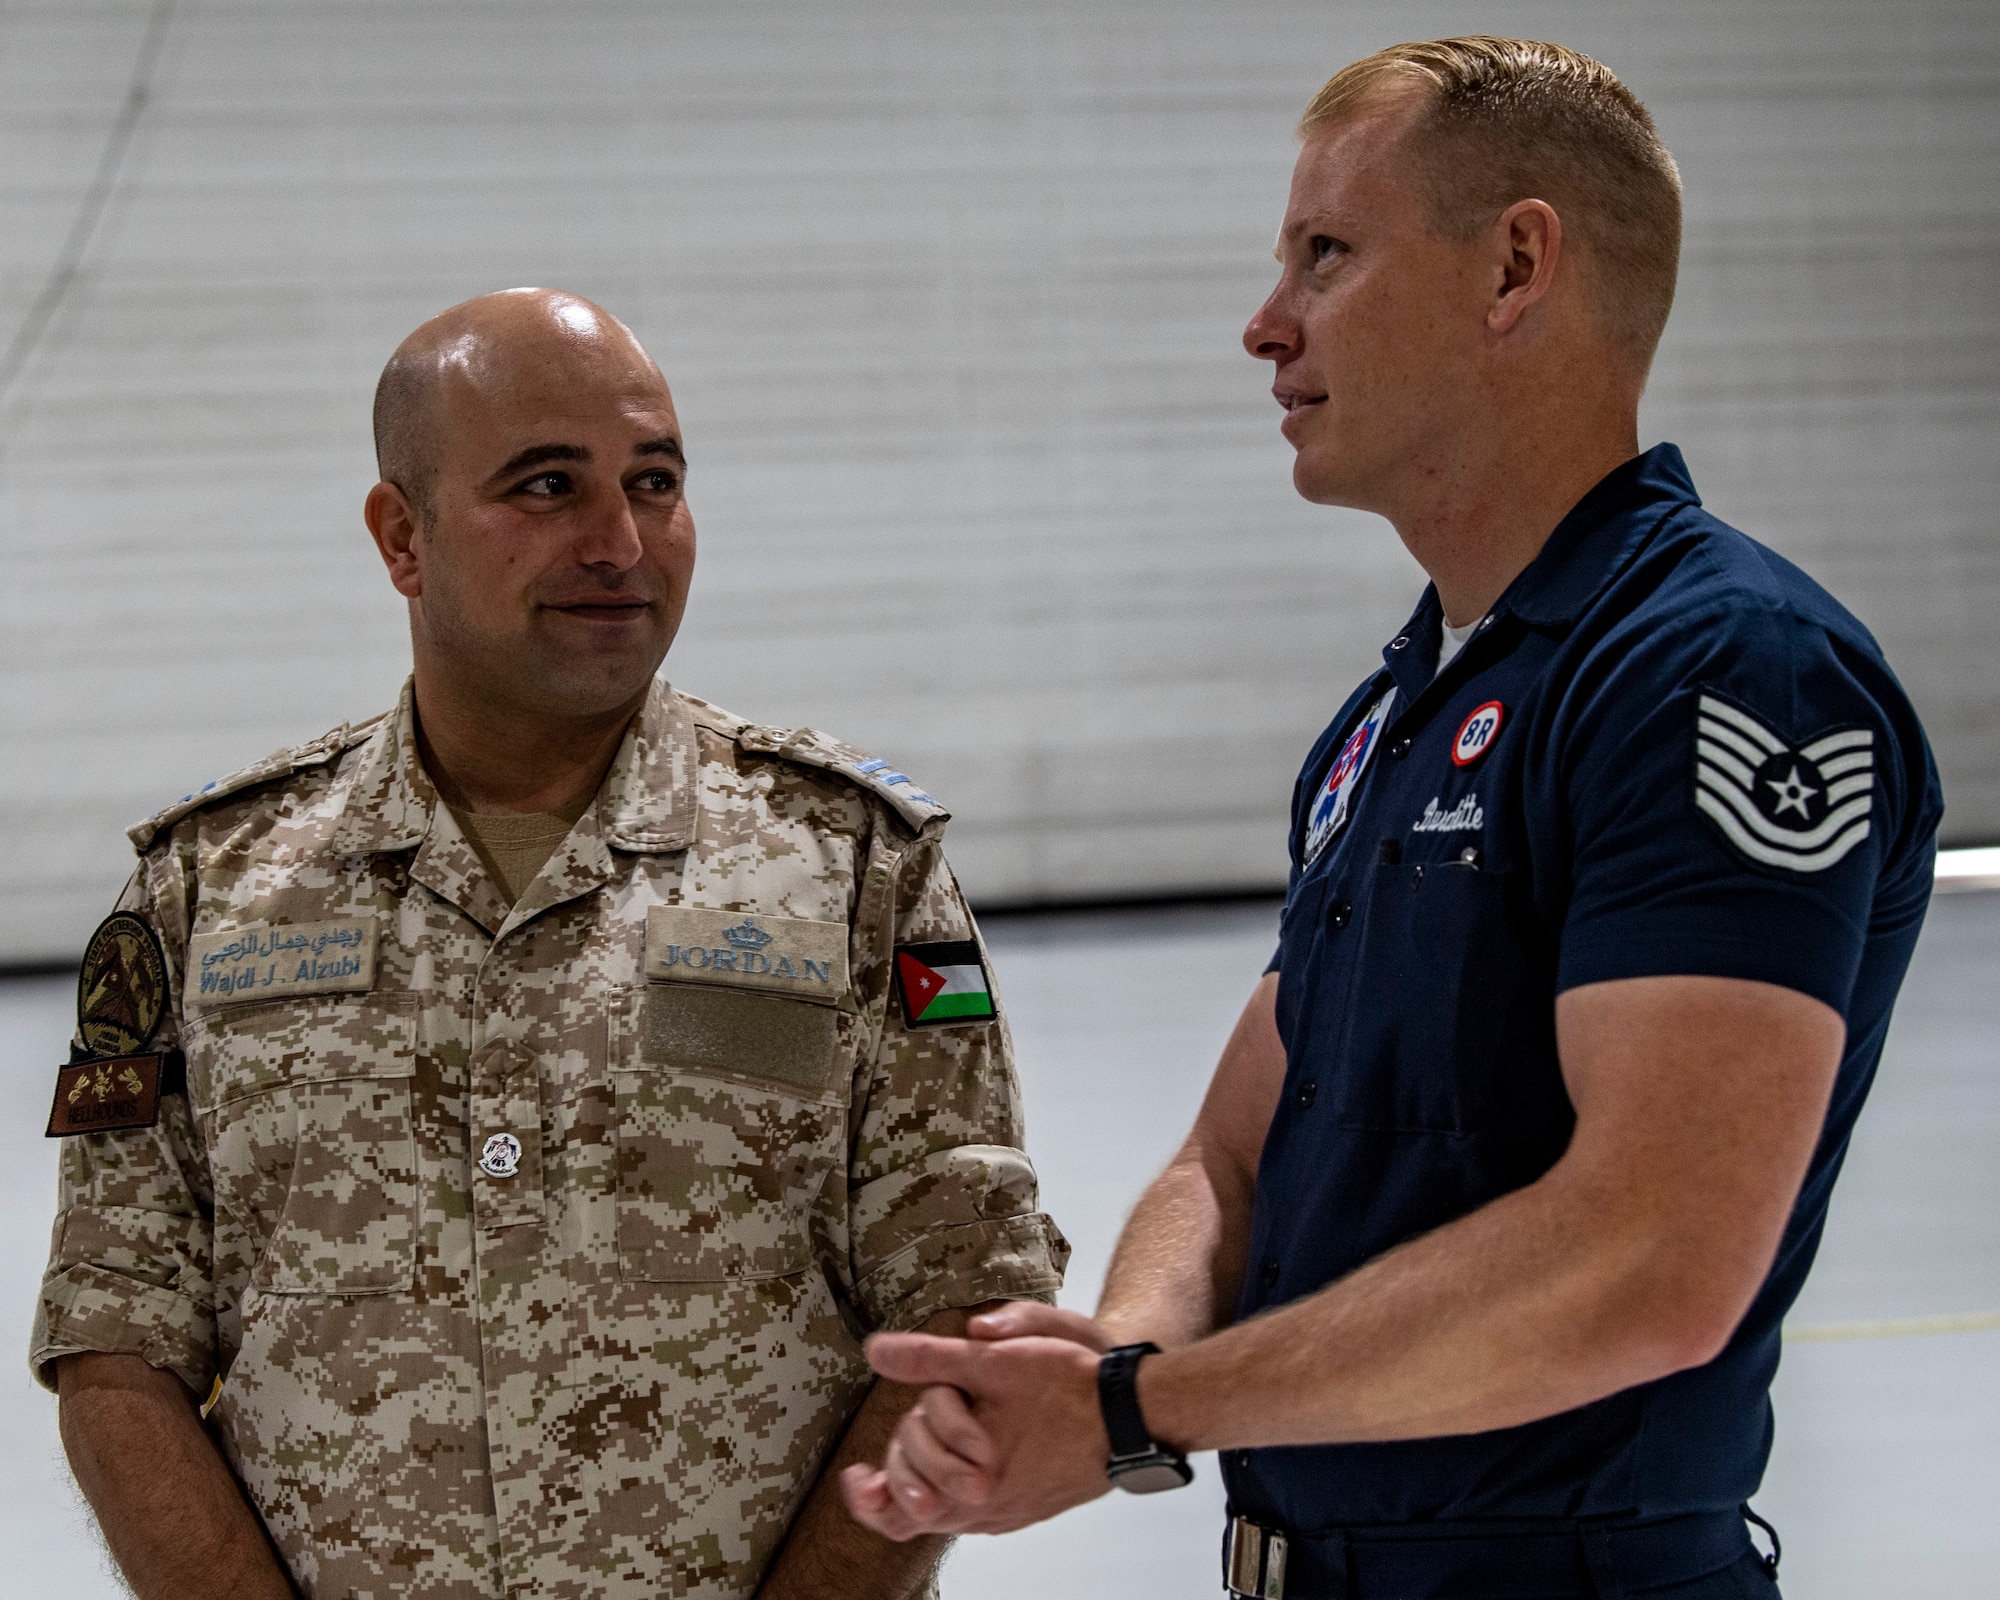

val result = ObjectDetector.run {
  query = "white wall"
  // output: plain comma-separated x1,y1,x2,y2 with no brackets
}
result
3,0,1996,963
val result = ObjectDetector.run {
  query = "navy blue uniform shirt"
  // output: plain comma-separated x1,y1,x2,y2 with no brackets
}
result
1228,444,1943,1533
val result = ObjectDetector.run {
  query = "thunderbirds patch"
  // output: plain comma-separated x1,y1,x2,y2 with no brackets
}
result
1693,693,1874,874
77,912,167,1057
895,941,997,1026
1303,690,1396,867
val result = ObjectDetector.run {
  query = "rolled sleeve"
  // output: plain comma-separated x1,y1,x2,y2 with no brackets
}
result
29,870,217,1398
844,835,1068,1332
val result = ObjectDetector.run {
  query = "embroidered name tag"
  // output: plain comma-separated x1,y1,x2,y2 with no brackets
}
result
47,1054,167,1137
185,921,377,1008
645,907,849,1006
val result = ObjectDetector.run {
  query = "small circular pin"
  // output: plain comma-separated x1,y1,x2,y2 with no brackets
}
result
478,1132,522,1179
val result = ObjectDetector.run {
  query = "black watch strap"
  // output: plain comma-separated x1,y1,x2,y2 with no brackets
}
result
1097,1342,1163,1458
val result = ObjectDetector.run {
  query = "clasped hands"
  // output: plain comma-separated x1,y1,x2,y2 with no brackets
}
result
840,1304,1132,1542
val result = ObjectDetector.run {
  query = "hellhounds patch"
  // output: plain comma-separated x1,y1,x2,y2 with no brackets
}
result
47,1053,166,1138
895,941,997,1027
1693,693,1874,874
77,912,167,1058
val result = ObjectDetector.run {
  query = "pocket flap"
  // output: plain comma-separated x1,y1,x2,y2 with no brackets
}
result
188,992,418,1113
614,985,843,1102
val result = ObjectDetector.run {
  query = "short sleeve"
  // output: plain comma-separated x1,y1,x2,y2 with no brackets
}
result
1552,605,1937,1012
841,830,1068,1333
29,866,217,1397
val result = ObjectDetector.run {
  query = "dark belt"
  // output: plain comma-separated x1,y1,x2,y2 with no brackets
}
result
1224,1507,1763,1599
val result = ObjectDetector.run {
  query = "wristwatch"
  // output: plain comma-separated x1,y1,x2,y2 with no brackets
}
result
1098,1342,1194,1493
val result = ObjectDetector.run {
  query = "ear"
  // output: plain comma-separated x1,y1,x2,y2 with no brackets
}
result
1487,199,1563,336
365,481,426,599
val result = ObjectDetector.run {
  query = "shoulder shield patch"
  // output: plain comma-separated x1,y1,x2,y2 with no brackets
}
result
77,912,167,1056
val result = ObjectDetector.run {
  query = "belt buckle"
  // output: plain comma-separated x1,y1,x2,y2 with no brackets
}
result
1225,1515,1288,1599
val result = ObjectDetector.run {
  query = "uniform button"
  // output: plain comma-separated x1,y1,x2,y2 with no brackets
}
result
1389,738,1412,758
1412,864,1426,889
1237,1450,1255,1468
1459,845,1480,866
1261,1260,1280,1289
1389,635,1410,651
1297,1080,1318,1109
1329,900,1352,929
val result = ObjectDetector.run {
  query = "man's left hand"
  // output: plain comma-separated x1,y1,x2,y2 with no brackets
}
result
839,1333,1111,1539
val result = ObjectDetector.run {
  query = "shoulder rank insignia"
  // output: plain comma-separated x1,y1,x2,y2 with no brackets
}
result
895,941,997,1027
1694,693,1874,875
77,912,167,1057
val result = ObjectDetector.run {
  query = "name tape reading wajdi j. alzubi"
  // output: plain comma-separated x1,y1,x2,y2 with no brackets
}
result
186,921,378,1008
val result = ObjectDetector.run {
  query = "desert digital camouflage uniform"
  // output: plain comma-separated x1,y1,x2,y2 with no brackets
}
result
31,675,1067,1599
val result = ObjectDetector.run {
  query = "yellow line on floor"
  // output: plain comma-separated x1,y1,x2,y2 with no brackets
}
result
1784,1309,2000,1343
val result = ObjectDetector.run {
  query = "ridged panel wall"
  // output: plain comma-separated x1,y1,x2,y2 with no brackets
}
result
2,0,1994,961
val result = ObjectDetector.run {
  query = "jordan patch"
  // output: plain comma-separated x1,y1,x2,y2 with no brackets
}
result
1694,693,1874,874
895,941,997,1027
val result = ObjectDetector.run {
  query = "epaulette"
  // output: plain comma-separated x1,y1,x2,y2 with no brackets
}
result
126,716,383,852
716,713,949,834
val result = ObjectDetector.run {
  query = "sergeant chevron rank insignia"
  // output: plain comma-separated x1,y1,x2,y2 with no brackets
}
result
1693,693,1874,874
895,941,997,1027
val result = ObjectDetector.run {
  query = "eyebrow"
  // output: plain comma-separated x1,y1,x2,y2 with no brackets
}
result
489,442,589,483
486,434,686,488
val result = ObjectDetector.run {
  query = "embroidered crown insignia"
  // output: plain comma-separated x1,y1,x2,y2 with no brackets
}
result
721,919,774,951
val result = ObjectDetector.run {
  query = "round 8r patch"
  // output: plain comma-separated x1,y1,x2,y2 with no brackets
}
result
1452,701,1505,767
77,912,168,1057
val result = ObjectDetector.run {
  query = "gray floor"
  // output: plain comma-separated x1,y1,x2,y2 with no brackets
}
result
1,895,1994,1597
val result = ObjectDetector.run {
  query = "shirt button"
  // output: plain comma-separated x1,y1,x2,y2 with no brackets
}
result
1329,900,1352,929
1412,864,1426,889
1389,738,1411,758
1389,635,1410,651
1237,1450,1255,1468
1297,1080,1318,1109
1261,1260,1281,1289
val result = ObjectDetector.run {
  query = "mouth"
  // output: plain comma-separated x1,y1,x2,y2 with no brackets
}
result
543,599,653,624
1276,390,1326,440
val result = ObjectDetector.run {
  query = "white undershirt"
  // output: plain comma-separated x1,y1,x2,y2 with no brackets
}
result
1436,617,1481,677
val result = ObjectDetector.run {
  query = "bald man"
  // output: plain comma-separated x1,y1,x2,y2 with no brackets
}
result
32,289,1066,1600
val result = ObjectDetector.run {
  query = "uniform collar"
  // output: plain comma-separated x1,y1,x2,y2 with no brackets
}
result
1499,442,1700,628
326,674,698,859
1374,443,1699,707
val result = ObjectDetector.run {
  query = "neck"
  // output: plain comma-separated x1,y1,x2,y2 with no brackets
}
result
1382,385,1641,628
410,665,644,816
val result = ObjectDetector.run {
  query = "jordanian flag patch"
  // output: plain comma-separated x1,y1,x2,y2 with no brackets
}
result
894,941,997,1027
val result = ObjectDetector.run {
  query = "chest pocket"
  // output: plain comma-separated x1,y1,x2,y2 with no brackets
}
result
1330,862,1547,1136
609,983,846,1283
188,992,418,1296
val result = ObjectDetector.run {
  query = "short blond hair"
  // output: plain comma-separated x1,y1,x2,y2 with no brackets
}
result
1301,37,1682,365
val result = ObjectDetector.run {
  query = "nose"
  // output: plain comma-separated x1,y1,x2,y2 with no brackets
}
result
1243,284,1299,364
574,491,645,572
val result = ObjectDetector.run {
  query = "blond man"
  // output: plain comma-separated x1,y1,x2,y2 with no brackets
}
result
843,39,1940,1599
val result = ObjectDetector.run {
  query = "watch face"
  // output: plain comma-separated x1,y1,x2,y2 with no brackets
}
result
1111,1455,1193,1495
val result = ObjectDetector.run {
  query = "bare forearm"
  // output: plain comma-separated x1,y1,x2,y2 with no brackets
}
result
1098,972,1279,1349
757,1305,999,1600
58,1354,295,1599
1096,1142,1254,1349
